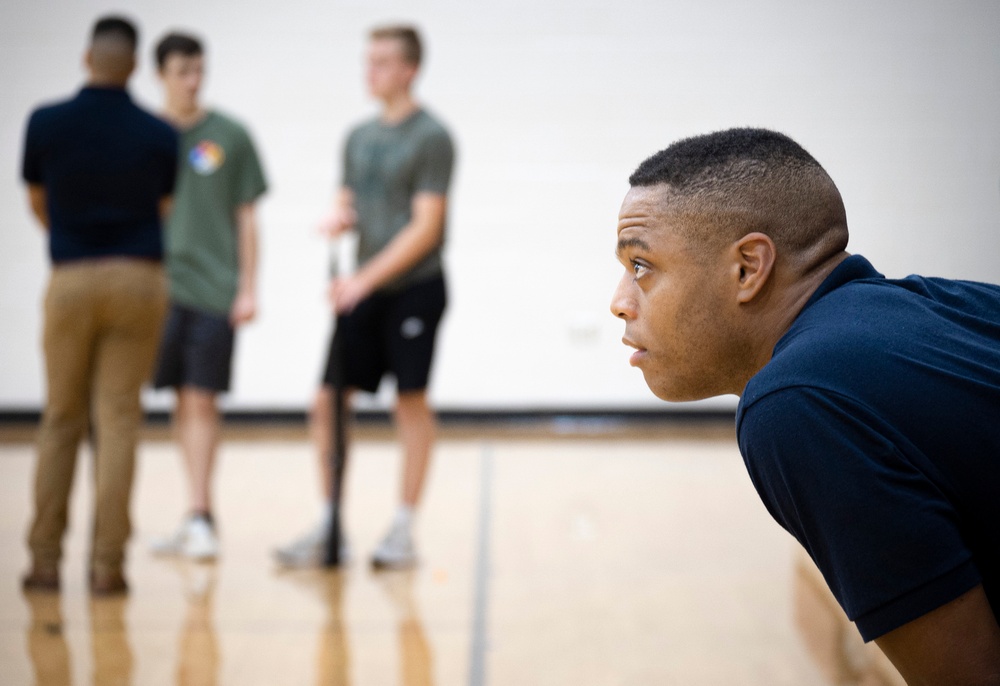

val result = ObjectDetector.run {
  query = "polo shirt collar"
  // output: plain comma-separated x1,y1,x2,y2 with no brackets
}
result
80,85,130,98
800,254,884,313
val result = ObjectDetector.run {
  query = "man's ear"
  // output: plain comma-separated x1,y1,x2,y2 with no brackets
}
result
732,232,775,304
404,63,419,87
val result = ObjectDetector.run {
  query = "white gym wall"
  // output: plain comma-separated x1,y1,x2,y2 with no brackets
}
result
1,0,998,413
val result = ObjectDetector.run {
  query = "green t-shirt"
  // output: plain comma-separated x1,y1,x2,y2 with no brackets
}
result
166,110,267,314
343,108,455,291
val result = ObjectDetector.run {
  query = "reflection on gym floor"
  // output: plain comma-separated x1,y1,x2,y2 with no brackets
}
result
26,590,135,685
285,569,435,686
22,561,436,685
1,428,902,684
172,562,219,686
25,592,71,685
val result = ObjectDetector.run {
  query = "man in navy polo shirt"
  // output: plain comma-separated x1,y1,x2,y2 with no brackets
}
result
20,15,178,595
611,128,1000,681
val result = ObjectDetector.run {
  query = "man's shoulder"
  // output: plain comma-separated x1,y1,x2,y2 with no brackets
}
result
201,110,255,140
742,271,1000,416
347,115,382,140
347,109,452,143
30,96,72,116
27,92,82,126
741,287,896,412
414,108,450,132
28,91,174,144
205,109,245,129
132,105,178,141
411,109,453,143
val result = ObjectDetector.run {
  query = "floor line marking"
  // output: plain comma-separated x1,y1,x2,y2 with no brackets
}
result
468,443,494,686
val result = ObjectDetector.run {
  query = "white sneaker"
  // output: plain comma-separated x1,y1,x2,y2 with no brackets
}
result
371,521,417,569
183,518,219,561
150,519,188,556
273,522,350,568
150,516,219,561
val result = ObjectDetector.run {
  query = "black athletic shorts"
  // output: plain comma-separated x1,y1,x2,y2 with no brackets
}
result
322,275,446,393
153,302,235,392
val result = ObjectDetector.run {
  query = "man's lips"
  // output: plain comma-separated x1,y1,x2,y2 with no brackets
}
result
622,337,647,366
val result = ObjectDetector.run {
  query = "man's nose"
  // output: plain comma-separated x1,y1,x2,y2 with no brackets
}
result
610,273,635,320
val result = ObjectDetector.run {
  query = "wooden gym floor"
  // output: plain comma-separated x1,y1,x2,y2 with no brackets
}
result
0,418,894,685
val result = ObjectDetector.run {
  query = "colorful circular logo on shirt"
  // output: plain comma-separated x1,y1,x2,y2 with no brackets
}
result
189,140,225,175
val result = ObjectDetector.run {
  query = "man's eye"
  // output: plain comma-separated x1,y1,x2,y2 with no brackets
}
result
631,261,648,278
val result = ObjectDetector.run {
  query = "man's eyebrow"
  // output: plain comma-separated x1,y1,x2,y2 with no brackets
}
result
616,236,652,256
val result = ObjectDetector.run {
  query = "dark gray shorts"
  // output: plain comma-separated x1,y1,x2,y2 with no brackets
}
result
153,302,235,392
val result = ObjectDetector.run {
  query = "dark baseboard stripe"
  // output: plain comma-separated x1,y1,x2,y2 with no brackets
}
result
1,407,735,426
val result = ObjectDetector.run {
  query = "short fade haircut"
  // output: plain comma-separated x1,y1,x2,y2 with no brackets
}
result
92,15,138,50
370,24,422,67
155,32,204,70
630,128,848,257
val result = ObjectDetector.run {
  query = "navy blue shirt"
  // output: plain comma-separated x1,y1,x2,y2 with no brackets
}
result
737,255,1000,641
21,86,178,263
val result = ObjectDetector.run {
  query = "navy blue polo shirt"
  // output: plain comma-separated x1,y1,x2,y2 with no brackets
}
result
737,255,1000,641
21,86,178,263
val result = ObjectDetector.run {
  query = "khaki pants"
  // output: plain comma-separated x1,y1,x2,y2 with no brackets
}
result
28,259,167,575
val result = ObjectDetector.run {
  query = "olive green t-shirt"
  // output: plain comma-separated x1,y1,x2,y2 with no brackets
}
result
166,110,267,315
342,108,454,291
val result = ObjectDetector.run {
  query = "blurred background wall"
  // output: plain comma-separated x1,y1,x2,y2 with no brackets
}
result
2,0,998,414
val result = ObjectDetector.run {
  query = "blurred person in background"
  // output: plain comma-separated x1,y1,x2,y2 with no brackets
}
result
21,15,177,594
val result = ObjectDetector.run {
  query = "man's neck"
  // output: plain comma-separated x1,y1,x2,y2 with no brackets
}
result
163,102,207,129
86,75,127,89
380,91,418,125
741,250,851,392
